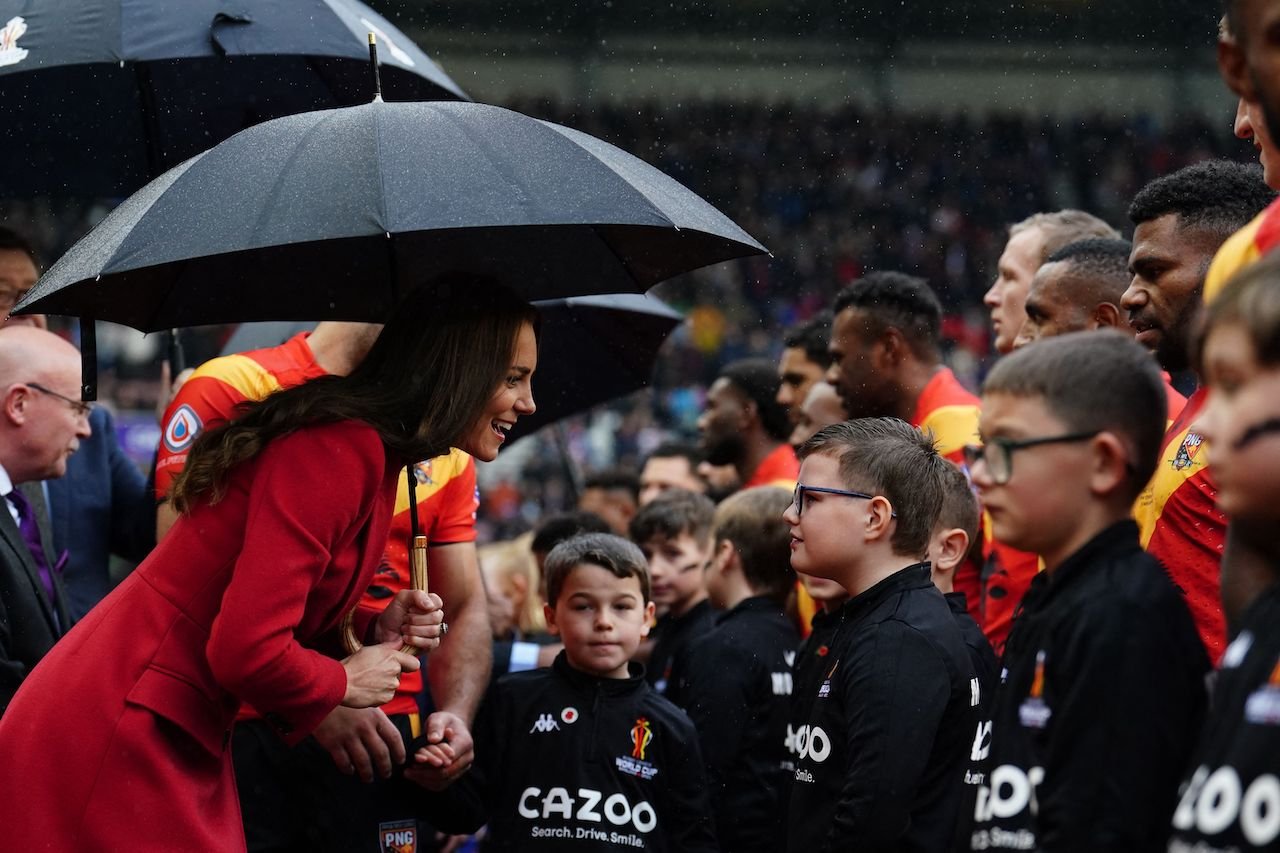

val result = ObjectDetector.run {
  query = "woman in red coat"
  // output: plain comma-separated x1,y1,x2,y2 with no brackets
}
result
0,280,538,850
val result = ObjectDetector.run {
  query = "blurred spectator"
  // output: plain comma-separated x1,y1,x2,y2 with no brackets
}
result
577,468,640,536
639,441,707,505
776,311,833,426
698,358,798,490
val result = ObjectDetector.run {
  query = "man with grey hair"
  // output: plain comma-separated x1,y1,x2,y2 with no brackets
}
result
983,210,1120,355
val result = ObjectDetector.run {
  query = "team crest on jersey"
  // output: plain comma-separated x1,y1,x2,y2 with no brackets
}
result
1172,432,1204,471
1018,650,1052,729
377,819,417,853
413,460,434,486
615,717,660,780
1245,656,1280,725
163,404,203,453
0,17,29,67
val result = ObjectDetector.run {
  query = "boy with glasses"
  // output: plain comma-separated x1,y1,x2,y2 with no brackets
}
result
966,331,1208,852
785,418,979,852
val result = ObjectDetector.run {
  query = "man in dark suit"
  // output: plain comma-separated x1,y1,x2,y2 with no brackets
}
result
0,226,155,621
0,326,91,713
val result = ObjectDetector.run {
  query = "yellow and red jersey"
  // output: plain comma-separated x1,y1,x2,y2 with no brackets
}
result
744,442,799,490
911,367,981,465
1134,387,1226,661
1204,197,1280,304
157,332,478,716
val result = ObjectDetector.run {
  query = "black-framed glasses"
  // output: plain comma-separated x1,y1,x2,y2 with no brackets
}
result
792,483,895,518
26,382,93,418
962,430,1100,485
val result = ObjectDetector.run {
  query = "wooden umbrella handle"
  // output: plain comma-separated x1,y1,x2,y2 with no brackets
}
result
340,534,429,654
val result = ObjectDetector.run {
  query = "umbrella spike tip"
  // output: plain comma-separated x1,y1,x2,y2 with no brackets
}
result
368,32,376,46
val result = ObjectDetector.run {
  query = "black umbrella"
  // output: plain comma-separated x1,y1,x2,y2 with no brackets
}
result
0,0,466,199
216,294,685,445
17,100,767,332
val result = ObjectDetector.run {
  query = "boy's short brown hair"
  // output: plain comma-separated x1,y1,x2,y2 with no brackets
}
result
629,488,716,547
712,486,796,602
982,330,1165,499
935,463,980,546
544,532,651,607
798,417,949,558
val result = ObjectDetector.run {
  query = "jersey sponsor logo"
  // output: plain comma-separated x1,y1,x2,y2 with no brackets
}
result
530,713,560,733
412,459,435,486
163,404,203,453
517,786,658,835
783,650,796,667
1244,656,1280,726
561,706,579,724
1018,651,1051,729
629,717,652,760
791,724,832,764
973,764,1045,825
378,819,417,853
1173,765,1280,846
1172,432,1205,471
0,17,29,67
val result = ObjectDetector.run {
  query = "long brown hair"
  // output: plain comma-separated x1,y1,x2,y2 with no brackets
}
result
170,275,536,512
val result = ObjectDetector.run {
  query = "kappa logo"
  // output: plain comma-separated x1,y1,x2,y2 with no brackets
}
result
530,713,560,733
163,404,203,453
0,17,28,68
1172,432,1205,471
377,819,417,853
629,717,653,759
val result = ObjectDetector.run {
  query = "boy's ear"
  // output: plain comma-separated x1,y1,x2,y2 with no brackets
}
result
864,495,896,543
713,538,737,575
1089,431,1132,499
641,601,657,637
543,602,560,636
932,527,970,574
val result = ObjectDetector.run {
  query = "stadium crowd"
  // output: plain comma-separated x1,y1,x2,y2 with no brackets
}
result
2,2,1280,852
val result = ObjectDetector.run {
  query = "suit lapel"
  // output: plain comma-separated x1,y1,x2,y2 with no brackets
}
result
1,486,63,634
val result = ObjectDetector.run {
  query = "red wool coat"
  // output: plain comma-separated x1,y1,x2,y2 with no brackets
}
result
0,421,399,851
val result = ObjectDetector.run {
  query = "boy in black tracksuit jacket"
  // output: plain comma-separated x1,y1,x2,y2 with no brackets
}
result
413,533,718,852
965,333,1209,852
785,419,980,853
1168,267,1280,851
667,487,800,853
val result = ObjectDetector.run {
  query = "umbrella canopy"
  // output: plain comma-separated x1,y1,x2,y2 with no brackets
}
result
0,0,466,198
216,294,685,444
16,100,767,331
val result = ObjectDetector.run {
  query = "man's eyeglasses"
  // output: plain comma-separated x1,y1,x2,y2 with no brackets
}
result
791,483,894,518
962,430,1100,486
26,382,93,418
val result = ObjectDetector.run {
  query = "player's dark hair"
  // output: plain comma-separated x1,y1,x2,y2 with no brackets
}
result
1042,238,1134,305
1128,160,1276,239
832,271,942,361
644,441,703,469
718,358,793,442
783,311,834,368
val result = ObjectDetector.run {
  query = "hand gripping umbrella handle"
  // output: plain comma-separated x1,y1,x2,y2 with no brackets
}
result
341,534,429,654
